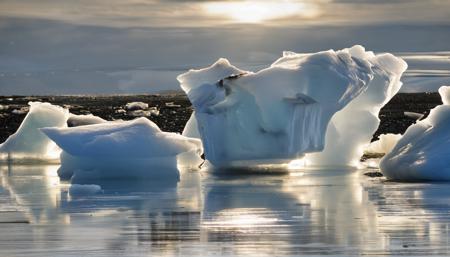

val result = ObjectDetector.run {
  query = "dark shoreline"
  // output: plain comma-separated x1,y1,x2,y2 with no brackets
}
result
0,92,442,144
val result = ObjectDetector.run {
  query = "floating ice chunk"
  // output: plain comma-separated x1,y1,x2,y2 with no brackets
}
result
305,46,407,167
0,102,69,160
165,102,181,108
404,111,424,121
179,46,391,167
380,85,450,181
41,117,203,181
67,114,106,127
115,108,126,114
69,184,102,196
12,107,29,115
128,107,159,117
365,133,402,155
125,101,148,111
0,104,8,111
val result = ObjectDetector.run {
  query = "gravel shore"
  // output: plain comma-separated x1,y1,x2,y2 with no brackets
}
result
0,92,442,144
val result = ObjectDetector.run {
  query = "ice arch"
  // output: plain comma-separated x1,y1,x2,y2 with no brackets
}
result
179,45,406,167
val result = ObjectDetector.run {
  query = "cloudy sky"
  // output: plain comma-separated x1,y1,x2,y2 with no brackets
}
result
0,0,449,94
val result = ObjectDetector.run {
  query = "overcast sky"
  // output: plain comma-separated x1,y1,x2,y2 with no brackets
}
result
0,0,449,95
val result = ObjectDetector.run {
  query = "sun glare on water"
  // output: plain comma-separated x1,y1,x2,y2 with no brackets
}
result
204,1,318,24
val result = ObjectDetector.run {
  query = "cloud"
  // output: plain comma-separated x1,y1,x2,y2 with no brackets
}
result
0,17,449,94
0,0,449,28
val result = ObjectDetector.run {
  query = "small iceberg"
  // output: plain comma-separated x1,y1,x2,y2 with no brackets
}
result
365,133,402,155
380,86,450,181
67,114,107,127
41,117,203,182
0,102,69,161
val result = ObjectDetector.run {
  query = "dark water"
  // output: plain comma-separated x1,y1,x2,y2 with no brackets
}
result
1,164,450,256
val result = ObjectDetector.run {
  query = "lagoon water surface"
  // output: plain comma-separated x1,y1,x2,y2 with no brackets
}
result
1,164,450,257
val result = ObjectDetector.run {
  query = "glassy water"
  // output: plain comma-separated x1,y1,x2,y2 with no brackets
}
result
1,164,450,256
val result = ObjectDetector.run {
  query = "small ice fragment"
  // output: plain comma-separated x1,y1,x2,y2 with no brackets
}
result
128,107,159,117
67,114,106,127
125,102,148,111
11,107,29,115
69,184,102,196
115,108,126,114
165,102,181,108
404,111,424,120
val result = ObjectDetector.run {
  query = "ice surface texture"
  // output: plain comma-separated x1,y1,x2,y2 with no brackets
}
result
69,184,102,196
0,102,69,160
305,47,407,166
42,117,203,182
179,45,407,167
365,133,402,155
380,86,450,181
67,114,106,127
125,101,149,111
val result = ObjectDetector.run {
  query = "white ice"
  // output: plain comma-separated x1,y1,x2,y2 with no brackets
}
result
0,102,69,161
125,101,148,111
11,107,29,115
125,101,159,117
364,133,402,155
69,184,102,196
179,45,407,167
304,46,407,167
67,113,106,127
380,85,450,181
128,108,159,117
41,117,203,182
404,111,424,121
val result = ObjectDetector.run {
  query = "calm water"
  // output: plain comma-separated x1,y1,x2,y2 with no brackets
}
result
1,164,450,256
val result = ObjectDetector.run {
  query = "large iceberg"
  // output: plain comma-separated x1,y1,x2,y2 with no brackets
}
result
380,86,450,181
41,117,203,182
179,45,407,167
0,102,69,161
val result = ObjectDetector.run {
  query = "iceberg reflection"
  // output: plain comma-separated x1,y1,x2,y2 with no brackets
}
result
1,164,450,256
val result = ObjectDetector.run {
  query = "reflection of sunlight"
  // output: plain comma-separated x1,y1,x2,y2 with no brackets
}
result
281,170,382,247
0,165,70,224
43,165,61,208
203,1,319,23
44,142,62,160
288,158,307,169
203,208,278,229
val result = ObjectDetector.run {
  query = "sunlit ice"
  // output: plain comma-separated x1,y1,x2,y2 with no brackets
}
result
203,0,320,24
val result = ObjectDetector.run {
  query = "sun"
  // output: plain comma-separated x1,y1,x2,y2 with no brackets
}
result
203,1,317,24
